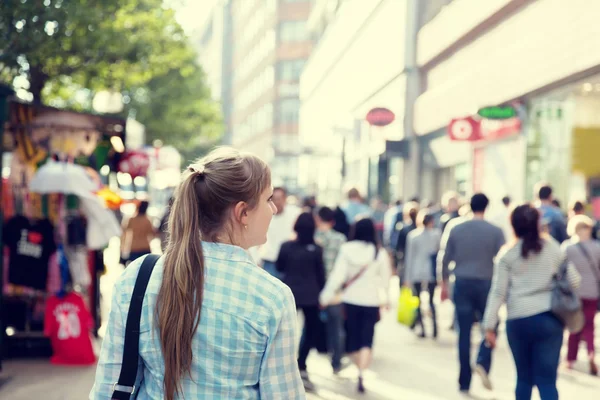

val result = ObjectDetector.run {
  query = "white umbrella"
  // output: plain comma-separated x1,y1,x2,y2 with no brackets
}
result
80,194,122,250
29,160,97,196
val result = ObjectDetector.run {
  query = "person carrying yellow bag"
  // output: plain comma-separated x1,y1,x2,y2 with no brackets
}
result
397,287,420,326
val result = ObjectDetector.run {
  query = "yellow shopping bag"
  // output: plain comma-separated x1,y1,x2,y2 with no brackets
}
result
397,287,420,326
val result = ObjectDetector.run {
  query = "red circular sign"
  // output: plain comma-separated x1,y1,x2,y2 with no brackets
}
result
366,108,395,127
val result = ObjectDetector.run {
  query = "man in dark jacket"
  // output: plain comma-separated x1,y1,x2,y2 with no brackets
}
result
392,201,419,285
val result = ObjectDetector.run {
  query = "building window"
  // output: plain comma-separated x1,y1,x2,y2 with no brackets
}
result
279,21,307,42
277,98,300,123
277,59,306,81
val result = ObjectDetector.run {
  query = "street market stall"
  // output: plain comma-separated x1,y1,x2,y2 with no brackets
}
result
0,95,126,365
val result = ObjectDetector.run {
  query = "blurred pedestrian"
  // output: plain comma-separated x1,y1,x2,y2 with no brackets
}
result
92,148,304,399
333,206,351,239
484,204,581,400
260,187,299,278
391,201,419,285
120,200,154,265
370,197,386,244
563,214,600,375
383,200,403,248
440,191,460,234
319,218,392,394
490,196,513,242
341,188,371,224
404,210,441,338
315,206,347,374
569,200,599,240
439,193,505,393
302,195,317,212
535,183,568,243
276,212,326,391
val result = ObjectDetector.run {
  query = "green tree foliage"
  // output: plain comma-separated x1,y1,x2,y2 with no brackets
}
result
0,0,223,149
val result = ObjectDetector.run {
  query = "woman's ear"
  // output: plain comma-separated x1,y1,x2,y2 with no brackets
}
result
234,201,249,225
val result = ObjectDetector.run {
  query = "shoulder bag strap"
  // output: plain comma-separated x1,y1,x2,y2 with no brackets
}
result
112,254,160,400
341,264,369,291
576,242,600,281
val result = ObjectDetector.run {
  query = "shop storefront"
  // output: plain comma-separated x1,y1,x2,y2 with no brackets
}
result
0,97,125,365
525,76,600,215
420,129,471,202
412,0,600,205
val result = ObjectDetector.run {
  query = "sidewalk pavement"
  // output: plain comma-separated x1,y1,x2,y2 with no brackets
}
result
2,241,600,399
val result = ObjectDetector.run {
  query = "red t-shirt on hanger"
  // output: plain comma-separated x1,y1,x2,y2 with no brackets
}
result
44,292,96,365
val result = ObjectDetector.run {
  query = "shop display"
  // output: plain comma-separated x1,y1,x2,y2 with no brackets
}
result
44,292,96,366
0,98,127,362
2,215,56,290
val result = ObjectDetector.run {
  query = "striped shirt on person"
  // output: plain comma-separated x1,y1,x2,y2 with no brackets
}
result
91,242,305,400
483,238,581,331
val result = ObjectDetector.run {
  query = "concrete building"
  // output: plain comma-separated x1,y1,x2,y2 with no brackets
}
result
414,0,600,214
196,0,234,144
229,0,313,192
298,0,411,205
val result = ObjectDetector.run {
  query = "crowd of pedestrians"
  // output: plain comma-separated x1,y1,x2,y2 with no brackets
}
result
92,146,599,399
247,181,600,398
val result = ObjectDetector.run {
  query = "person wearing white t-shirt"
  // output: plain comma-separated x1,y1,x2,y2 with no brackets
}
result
260,187,300,278
490,196,513,242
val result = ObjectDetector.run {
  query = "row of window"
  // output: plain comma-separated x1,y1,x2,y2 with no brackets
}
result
232,97,301,144
277,98,300,124
233,103,274,144
236,67,275,112
279,20,308,42
277,59,306,81
235,30,276,84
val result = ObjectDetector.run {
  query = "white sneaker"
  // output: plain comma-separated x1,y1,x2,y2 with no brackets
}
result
474,364,493,390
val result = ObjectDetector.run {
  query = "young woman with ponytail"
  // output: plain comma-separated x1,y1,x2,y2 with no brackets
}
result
483,203,581,400
91,147,305,399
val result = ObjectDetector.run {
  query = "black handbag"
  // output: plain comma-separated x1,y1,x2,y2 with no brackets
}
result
111,254,160,400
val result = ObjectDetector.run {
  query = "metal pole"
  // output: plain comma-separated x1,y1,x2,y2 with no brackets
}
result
0,84,15,371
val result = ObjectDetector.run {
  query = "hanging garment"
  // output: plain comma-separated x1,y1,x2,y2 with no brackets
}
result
63,245,91,288
2,215,56,290
44,292,96,365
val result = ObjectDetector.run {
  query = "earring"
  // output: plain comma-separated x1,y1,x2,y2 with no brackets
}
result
244,225,248,230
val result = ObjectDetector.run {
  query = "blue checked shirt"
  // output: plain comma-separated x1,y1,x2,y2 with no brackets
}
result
90,242,305,399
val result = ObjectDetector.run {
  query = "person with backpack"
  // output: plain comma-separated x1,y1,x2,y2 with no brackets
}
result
319,218,392,394
535,183,568,243
562,214,600,375
91,148,304,400
484,204,581,400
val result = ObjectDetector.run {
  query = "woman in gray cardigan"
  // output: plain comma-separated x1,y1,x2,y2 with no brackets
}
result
404,210,441,338
562,214,600,375
483,204,580,400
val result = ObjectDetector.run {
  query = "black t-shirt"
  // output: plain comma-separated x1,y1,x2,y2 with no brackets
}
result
3,215,57,290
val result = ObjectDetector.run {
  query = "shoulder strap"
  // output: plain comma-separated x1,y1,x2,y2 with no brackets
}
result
112,254,160,400
341,264,369,291
577,242,600,280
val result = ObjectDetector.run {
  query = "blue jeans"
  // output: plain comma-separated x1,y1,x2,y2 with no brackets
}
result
262,260,281,279
454,278,494,391
506,312,563,400
326,304,345,370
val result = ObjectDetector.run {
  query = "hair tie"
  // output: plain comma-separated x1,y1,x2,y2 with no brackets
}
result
188,164,206,175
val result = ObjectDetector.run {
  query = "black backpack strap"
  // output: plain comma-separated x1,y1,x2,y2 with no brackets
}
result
112,254,160,400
